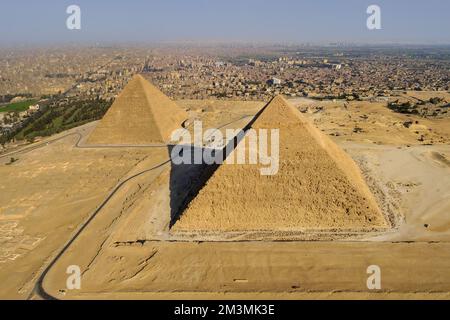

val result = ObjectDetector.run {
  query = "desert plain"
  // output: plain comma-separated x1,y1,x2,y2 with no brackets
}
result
0,78,449,299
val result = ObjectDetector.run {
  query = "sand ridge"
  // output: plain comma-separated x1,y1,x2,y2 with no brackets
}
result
173,95,388,232
87,74,187,145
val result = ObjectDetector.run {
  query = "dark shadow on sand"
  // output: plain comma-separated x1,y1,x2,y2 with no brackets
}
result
167,98,272,227
167,144,217,228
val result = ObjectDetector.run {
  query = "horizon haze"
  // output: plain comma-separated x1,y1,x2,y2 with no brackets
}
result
0,0,449,46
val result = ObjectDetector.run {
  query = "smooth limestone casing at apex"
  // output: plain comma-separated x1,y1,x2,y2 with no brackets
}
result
173,95,388,232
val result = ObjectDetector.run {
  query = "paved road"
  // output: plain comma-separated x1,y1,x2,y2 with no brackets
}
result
1,114,255,160
22,113,255,299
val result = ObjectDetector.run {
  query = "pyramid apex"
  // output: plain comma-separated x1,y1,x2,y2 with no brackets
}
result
251,94,302,128
87,75,187,145
172,91,386,233
272,94,286,100
129,73,146,82
271,94,294,106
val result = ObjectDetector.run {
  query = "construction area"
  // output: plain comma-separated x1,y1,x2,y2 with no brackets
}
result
0,75,449,299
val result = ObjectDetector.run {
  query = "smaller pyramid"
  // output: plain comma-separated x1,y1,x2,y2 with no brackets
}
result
87,75,187,145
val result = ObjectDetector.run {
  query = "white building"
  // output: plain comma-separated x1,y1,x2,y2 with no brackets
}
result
28,104,40,112
269,77,281,85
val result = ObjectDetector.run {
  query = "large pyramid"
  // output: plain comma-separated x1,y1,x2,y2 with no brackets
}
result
173,95,387,231
87,74,187,145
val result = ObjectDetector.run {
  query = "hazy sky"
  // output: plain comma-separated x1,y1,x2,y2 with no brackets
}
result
0,0,449,46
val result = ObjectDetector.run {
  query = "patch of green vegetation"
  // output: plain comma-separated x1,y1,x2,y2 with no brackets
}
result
0,93,33,104
0,99,38,113
13,97,112,141
387,101,417,114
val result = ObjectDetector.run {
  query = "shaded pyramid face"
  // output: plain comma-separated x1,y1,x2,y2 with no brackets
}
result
87,74,187,145
173,95,388,232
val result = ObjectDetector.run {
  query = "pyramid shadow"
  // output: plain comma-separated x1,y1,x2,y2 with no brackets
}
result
168,144,218,228
168,100,271,228
168,95,391,234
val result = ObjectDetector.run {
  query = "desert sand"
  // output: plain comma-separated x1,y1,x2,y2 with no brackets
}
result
0,83,449,300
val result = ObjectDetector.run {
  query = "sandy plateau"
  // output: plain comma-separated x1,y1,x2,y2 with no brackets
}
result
0,91,449,299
